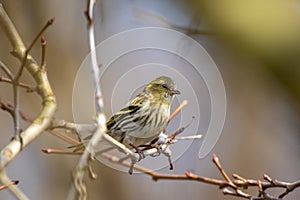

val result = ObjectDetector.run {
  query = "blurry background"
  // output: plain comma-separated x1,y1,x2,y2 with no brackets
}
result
0,0,299,199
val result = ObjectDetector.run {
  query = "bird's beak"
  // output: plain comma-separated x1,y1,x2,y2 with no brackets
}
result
172,89,181,95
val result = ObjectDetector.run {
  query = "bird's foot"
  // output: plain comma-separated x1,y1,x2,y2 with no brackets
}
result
150,144,162,157
129,143,145,162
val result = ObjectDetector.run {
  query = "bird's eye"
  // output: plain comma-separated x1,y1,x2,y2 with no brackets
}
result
161,84,168,90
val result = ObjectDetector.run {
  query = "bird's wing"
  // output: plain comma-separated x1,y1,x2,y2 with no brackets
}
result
106,93,147,130
68,94,149,151
106,105,141,130
68,103,142,150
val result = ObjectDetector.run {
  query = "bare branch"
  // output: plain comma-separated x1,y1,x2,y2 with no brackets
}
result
69,0,108,199
0,99,14,119
102,153,298,200
48,130,80,146
0,76,35,92
11,17,54,140
212,154,233,185
0,4,57,199
12,72,21,140
27,18,54,56
84,0,104,116
0,60,22,139
42,149,82,155
0,169,28,199
168,100,188,122
15,17,54,82
40,36,47,68
0,99,34,122
44,122,299,200
0,180,19,191
0,61,14,80
51,120,97,134
168,116,194,141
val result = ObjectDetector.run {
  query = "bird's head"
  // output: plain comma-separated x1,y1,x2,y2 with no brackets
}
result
144,76,180,101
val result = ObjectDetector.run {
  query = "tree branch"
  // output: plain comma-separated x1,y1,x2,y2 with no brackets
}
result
0,179,18,191
0,4,57,199
101,153,299,200
69,0,107,199
0,76,35,92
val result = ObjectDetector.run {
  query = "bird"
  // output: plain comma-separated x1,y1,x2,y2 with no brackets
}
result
106,76,180,151
71,76,180,156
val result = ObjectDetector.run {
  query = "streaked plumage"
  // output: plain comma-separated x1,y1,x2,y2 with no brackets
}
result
71,76,180,152
106,76,180,149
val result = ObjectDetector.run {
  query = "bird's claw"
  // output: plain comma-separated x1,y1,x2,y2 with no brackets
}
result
128,160,135,175
136,149,145,162
128,148,145,174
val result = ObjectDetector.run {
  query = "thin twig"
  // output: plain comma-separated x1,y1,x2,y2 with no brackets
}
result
0,99,34,122
40,36,47,69
51,120,97,135
0,99,14,119
69,0,107,199
0,61,14,80
26,18,54,57
102,134,139,160
0,60,21,139
168,100,188,122
0,180,19,191
84,0,103,116
174,134,202,140
168,116,194,141
48,130,80,145
12,74,21,140
84,0,107,152
212,154,232,184
41,149,82,155
15,17,54,81
0,76,35,92
0,169,28,199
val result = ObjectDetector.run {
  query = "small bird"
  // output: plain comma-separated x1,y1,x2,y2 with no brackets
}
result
71,76,180,157
106,76,180,150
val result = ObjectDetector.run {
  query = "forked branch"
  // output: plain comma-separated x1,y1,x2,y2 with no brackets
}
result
0,4,56,199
